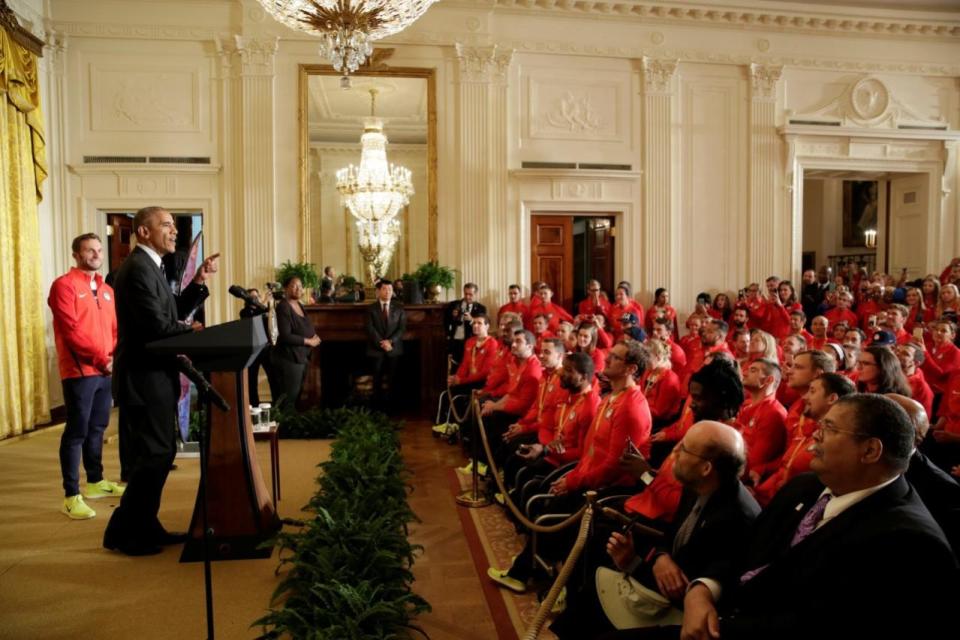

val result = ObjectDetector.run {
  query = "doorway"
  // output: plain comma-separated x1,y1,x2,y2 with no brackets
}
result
531,213,616,312
800,171,928,279
105,210,204,278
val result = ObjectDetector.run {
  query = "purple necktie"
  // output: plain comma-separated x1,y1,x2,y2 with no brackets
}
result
740,493,832,585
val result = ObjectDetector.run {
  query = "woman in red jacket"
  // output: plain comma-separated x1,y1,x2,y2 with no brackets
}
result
608,284,644,340
646,287,679,339
708,292,732,323
640,339,683,429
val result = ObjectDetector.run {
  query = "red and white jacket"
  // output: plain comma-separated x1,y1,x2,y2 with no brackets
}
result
48,268,117,379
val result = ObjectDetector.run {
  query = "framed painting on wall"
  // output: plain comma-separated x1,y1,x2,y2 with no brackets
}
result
842,180,879,248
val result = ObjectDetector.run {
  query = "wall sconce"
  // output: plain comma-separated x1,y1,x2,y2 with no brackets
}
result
864,229,877,249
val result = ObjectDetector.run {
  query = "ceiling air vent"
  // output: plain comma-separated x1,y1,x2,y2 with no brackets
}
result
149,156,211,164
83,155,147,163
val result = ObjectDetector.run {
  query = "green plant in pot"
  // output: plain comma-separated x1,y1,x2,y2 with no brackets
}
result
275,260,320,294
412,260,456,302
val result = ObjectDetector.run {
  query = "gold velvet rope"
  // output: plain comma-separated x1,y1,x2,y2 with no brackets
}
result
472,397,588,534
522,492,596,640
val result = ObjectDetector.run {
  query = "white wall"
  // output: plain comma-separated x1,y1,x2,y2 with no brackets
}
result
23,0,960,416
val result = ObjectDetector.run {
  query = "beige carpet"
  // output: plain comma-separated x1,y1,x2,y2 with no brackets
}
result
0,415,331,640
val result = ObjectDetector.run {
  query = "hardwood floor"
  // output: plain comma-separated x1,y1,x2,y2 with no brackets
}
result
401,421,501,640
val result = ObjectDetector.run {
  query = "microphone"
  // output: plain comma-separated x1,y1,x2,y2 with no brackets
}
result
228,284,267,313
176,355,229,412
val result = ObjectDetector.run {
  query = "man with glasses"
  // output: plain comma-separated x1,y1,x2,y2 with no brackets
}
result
752,373,854,506
578,279,612,320
681,394,957,639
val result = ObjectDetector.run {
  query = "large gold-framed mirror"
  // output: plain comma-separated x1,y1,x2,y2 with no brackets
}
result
298,61,437,285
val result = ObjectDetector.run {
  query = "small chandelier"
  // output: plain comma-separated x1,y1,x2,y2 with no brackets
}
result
337,88,413,284
336,88,413,225
256,0,438,76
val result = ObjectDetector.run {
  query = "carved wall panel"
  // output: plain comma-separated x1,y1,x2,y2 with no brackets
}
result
528,78,620,141
90,64,201,132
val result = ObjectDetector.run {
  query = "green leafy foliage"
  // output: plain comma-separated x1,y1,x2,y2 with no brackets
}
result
254,409,429,639
276,260,321,290
411,260,456,290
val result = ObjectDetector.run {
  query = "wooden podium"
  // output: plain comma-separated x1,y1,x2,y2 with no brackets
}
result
147,318,280,562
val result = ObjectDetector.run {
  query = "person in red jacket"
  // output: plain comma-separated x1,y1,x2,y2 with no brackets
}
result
479,328,543,441
501,338,568,483
577,279,611,320
920,320,960,394
530,313,555,355
825,290,859,330
640,339,684,429
488,340,652,592
897,341,934,420
809,315,830,351
513,352,600,479
437,314,501,437
526,284,573,332
48,233,122,520
651,316,687,379
498,284,528,320
782,309,814,347
737,359,787,478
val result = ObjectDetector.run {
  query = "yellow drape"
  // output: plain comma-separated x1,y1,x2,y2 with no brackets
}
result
0,27,50,438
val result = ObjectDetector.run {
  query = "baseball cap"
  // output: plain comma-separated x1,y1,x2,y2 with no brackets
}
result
870,330,896,347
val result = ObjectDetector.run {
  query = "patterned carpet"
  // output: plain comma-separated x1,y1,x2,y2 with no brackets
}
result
451,468,560,640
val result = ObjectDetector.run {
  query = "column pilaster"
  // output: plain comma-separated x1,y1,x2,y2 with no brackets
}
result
748,63,783,279
641,57,678,300
455,43,513,297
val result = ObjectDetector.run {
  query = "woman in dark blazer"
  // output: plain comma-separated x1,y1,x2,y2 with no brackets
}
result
269,276,320,412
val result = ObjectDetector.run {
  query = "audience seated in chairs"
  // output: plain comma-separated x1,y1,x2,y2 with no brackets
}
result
551,421,759,639
666,394,959,640
486,340,652,593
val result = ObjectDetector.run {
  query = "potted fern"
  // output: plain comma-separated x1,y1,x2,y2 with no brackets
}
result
275,260,320,298
412,260,456,303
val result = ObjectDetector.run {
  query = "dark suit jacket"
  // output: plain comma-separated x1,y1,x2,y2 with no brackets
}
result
272,299,316,365
366,300,406,358
706,472,958,639
906,450,960,556
633,481,760,595
444,299,488,340
112,246,208,407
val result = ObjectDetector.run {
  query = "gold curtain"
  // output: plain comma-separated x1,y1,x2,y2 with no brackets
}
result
0,26,50,438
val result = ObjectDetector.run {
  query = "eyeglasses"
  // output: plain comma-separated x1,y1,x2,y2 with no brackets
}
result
677,441,713,460
814,424,869,440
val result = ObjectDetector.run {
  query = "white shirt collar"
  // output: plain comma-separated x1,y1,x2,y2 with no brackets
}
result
138,244,163,269
816,474,900,530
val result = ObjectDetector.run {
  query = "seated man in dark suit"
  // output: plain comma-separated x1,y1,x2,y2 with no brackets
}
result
552,421,760,638
676,394,958,640
365,279,406,410
887,393,960,556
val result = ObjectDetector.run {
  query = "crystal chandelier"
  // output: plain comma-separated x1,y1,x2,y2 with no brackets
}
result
255,0,439,75
337,88,413,284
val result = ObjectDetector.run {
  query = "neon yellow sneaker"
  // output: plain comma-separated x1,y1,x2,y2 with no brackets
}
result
487,567,526,593
550,586,567,614
85,479,125,499
494,492,505,506
432,422,448,434
456,460,488,476
62,495,96,519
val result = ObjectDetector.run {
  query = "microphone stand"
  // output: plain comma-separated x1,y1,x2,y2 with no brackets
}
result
176,356,230,640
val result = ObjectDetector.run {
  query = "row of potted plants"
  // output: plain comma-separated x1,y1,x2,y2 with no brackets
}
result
254,409,430,639
275,259,456,300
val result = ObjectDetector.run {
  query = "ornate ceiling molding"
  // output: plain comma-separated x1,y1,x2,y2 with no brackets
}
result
477,0,960,41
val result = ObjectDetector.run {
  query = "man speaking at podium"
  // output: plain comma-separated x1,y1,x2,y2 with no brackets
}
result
104,206,219,557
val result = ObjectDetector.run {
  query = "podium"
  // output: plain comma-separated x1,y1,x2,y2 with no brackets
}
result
148,318,280,562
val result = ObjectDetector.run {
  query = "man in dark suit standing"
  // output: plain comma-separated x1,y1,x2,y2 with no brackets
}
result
366,279,406,411
103,206,219,556
444,283,487,363
679,394,958,640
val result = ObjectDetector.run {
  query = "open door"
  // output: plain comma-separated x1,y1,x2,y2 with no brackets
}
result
531,215,573,310
885,174,927,278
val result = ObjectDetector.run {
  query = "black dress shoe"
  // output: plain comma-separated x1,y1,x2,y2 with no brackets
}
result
152,530,189,546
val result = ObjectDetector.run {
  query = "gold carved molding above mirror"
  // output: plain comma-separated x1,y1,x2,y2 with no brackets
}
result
298,55,437,278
